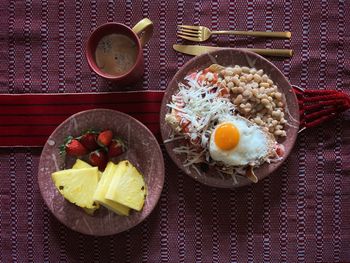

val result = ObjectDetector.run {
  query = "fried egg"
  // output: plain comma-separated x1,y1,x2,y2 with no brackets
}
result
209,116,276,166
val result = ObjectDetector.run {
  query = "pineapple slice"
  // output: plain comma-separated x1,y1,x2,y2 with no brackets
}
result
72,159,92,169
72,159,100,215
93,162,130,216
105,160,146,211
72,159,102,179
52,167,99,209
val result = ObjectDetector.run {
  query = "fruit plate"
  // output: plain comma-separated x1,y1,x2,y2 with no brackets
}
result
38,109,164,236
160,49,299,188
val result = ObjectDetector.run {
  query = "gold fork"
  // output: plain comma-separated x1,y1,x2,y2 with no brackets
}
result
178,25,291,42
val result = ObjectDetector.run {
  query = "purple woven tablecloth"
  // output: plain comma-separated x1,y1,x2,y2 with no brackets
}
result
0,0,349,262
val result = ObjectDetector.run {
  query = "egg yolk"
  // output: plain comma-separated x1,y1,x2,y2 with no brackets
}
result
214,123,240,150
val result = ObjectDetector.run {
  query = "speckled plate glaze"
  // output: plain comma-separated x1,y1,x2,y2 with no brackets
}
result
160,49,299,188
38,109,164,236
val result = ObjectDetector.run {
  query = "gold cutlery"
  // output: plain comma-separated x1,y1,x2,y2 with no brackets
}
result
178,25,291,42
173,44,293,57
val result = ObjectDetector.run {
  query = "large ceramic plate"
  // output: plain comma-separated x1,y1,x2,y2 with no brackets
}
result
160,49,299,188
38,109,164,236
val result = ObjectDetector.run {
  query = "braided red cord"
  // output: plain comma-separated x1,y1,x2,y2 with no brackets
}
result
293,86,350,130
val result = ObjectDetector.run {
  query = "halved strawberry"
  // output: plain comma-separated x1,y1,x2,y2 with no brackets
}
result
79,132,98,151
108,138,127,158
97,129,113,147
60,136,88,156
89,149,108,171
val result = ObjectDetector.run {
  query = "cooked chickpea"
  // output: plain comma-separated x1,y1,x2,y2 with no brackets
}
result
261,98,270,105
254,117,263,125
240,76,247,83
243,90,252,98
244,107,251,113
234,94,243,104
224,76,233,82
256,69,264,76
227,82,234,89
239,81,246,87
231,87,238,93
232,66,242,75
232,76,240,85
272,110,281,118
239,103,247,109
262,74,269,82
246,74,253,82
250,68,257,75
275,92,282,100
267,79,274,85
241,66,250,73
253,74,262,83
251,82,259,89
225,69,234,76
237,86,244,93
274,130,283,136
260,82,270,88
254,98,261,104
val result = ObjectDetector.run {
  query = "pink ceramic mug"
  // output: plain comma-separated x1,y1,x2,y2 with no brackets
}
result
86,18,153,85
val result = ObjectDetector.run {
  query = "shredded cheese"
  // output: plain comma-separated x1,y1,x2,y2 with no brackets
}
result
166,74,235,149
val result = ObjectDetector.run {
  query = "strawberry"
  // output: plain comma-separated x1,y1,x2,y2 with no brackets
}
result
97,129,113,147
108,138,127,158
89,149,108,171
79,132,98,151
60,136,88,156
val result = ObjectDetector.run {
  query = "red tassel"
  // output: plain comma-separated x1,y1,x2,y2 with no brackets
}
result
293,87,350,130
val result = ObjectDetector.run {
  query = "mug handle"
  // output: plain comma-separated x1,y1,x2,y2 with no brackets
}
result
132,18,154,47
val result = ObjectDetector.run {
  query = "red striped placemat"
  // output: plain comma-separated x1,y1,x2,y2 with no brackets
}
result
0,91,164,147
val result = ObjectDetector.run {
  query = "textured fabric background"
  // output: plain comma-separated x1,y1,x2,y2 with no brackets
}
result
0,0,349,262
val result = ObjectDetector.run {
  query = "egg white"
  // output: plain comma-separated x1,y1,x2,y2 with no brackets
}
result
209,116,275,166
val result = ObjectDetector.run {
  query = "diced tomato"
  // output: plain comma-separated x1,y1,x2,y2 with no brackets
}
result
219,87,230,96
275,145,285,157
180,119,191,134
198,74,205,84
203,67,210,74
188,72,197,80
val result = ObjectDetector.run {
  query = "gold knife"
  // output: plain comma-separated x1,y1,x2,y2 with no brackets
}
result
173,44,293,57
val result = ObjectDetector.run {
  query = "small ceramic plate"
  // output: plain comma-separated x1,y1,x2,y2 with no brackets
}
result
38,109,164,236
160,49,299,188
